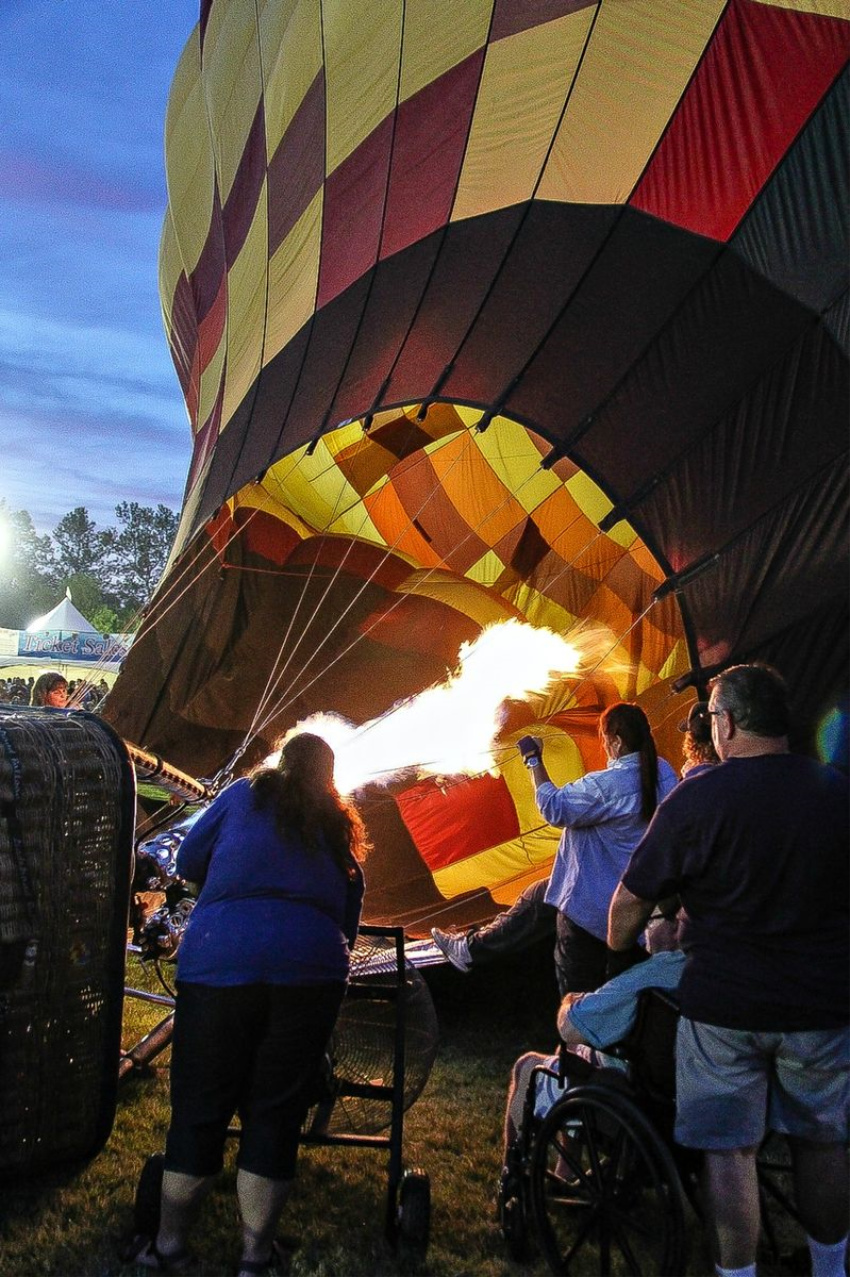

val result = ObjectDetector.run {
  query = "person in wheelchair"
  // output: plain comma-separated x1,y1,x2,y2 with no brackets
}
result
498,924,690,1274
502,927,683,1167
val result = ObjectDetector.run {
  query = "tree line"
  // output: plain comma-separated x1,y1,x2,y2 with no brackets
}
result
0,501,179,632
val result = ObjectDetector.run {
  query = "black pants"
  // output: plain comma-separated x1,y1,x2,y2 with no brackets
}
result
166,980,345,1180
554,913,648,997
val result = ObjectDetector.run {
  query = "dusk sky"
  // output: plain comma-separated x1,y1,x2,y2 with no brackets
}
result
1,1,200,534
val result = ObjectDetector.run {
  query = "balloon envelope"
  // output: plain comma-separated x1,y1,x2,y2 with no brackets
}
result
107,0,849,930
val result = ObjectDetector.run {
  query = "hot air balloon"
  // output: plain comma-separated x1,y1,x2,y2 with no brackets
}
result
105,0,849,933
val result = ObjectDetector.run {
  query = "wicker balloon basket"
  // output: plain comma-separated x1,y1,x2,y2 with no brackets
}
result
0,707,135,1179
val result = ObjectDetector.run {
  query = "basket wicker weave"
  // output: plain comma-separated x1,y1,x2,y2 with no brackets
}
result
0,707,135,1178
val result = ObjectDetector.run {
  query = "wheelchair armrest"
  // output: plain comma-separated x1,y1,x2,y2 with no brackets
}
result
556,1042,607,1082
551,1045,633,1096
599,1042,629,1061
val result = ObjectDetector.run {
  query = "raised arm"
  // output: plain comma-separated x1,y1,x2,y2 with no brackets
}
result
517,734,552,789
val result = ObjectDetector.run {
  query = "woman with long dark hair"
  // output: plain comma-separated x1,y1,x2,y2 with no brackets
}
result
137,733,368,1276
30,670,68,707
521,702,676,996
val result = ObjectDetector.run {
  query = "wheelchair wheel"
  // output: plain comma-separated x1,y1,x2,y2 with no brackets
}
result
396,1167,430,1260
498,1142,530,1261
530,1085,687,1276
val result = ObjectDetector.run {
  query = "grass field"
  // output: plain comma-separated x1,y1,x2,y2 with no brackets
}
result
0,944,807,1276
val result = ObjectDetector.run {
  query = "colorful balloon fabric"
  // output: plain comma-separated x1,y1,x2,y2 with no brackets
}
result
106,0,848,932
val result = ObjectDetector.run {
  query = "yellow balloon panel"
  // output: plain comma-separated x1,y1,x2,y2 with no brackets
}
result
505,582,578,636
398,569,521,630
158,215,183,332
475,418,563,514
230,487,314,540
222,195,270,428
201,0,265,203
399,0,492,104
432,828,557,901
324,0,403,174
163,30,215,278
751,0,848,15
260,0,323,158
452,11,592,221
265,190,323,364
539,0,726,204
266,442,384,547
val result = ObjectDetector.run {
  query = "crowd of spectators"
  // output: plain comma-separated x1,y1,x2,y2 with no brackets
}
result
0,675,33,703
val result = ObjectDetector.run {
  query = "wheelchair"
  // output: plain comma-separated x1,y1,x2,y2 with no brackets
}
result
497,987,695,1275
498,988,811,1275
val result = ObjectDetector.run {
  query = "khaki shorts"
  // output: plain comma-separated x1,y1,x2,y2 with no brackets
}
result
675,1018,850,1149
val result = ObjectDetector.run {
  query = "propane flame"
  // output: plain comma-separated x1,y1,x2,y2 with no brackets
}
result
265,619,613,795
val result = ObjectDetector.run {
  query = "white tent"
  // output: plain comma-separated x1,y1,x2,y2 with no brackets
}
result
3,590,131,673
27,592,95,633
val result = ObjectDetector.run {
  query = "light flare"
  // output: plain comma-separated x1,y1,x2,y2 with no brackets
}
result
266,619,615,794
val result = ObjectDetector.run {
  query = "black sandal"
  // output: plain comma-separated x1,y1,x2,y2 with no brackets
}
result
132,1236,193,1272
237,1237,298,1275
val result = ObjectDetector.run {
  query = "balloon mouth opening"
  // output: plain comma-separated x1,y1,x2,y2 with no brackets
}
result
150,408,690,791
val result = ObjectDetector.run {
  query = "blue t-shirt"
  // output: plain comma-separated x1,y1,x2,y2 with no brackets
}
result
175,778,365,987
565,950,685,1047
541,753,678,939
533,952,684,1117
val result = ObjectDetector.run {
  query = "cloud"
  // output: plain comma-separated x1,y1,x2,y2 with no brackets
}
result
0,303,182,409
0,397,189,531
0,1,199,532
0,148,163,214
0,305,191,531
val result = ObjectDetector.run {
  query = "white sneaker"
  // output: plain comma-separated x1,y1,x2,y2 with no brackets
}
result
431,927,472,973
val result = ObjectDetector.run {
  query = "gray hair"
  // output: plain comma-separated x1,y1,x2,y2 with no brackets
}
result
708,663,790,738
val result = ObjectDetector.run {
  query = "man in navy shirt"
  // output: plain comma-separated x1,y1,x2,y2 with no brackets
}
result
608,664,849,1277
